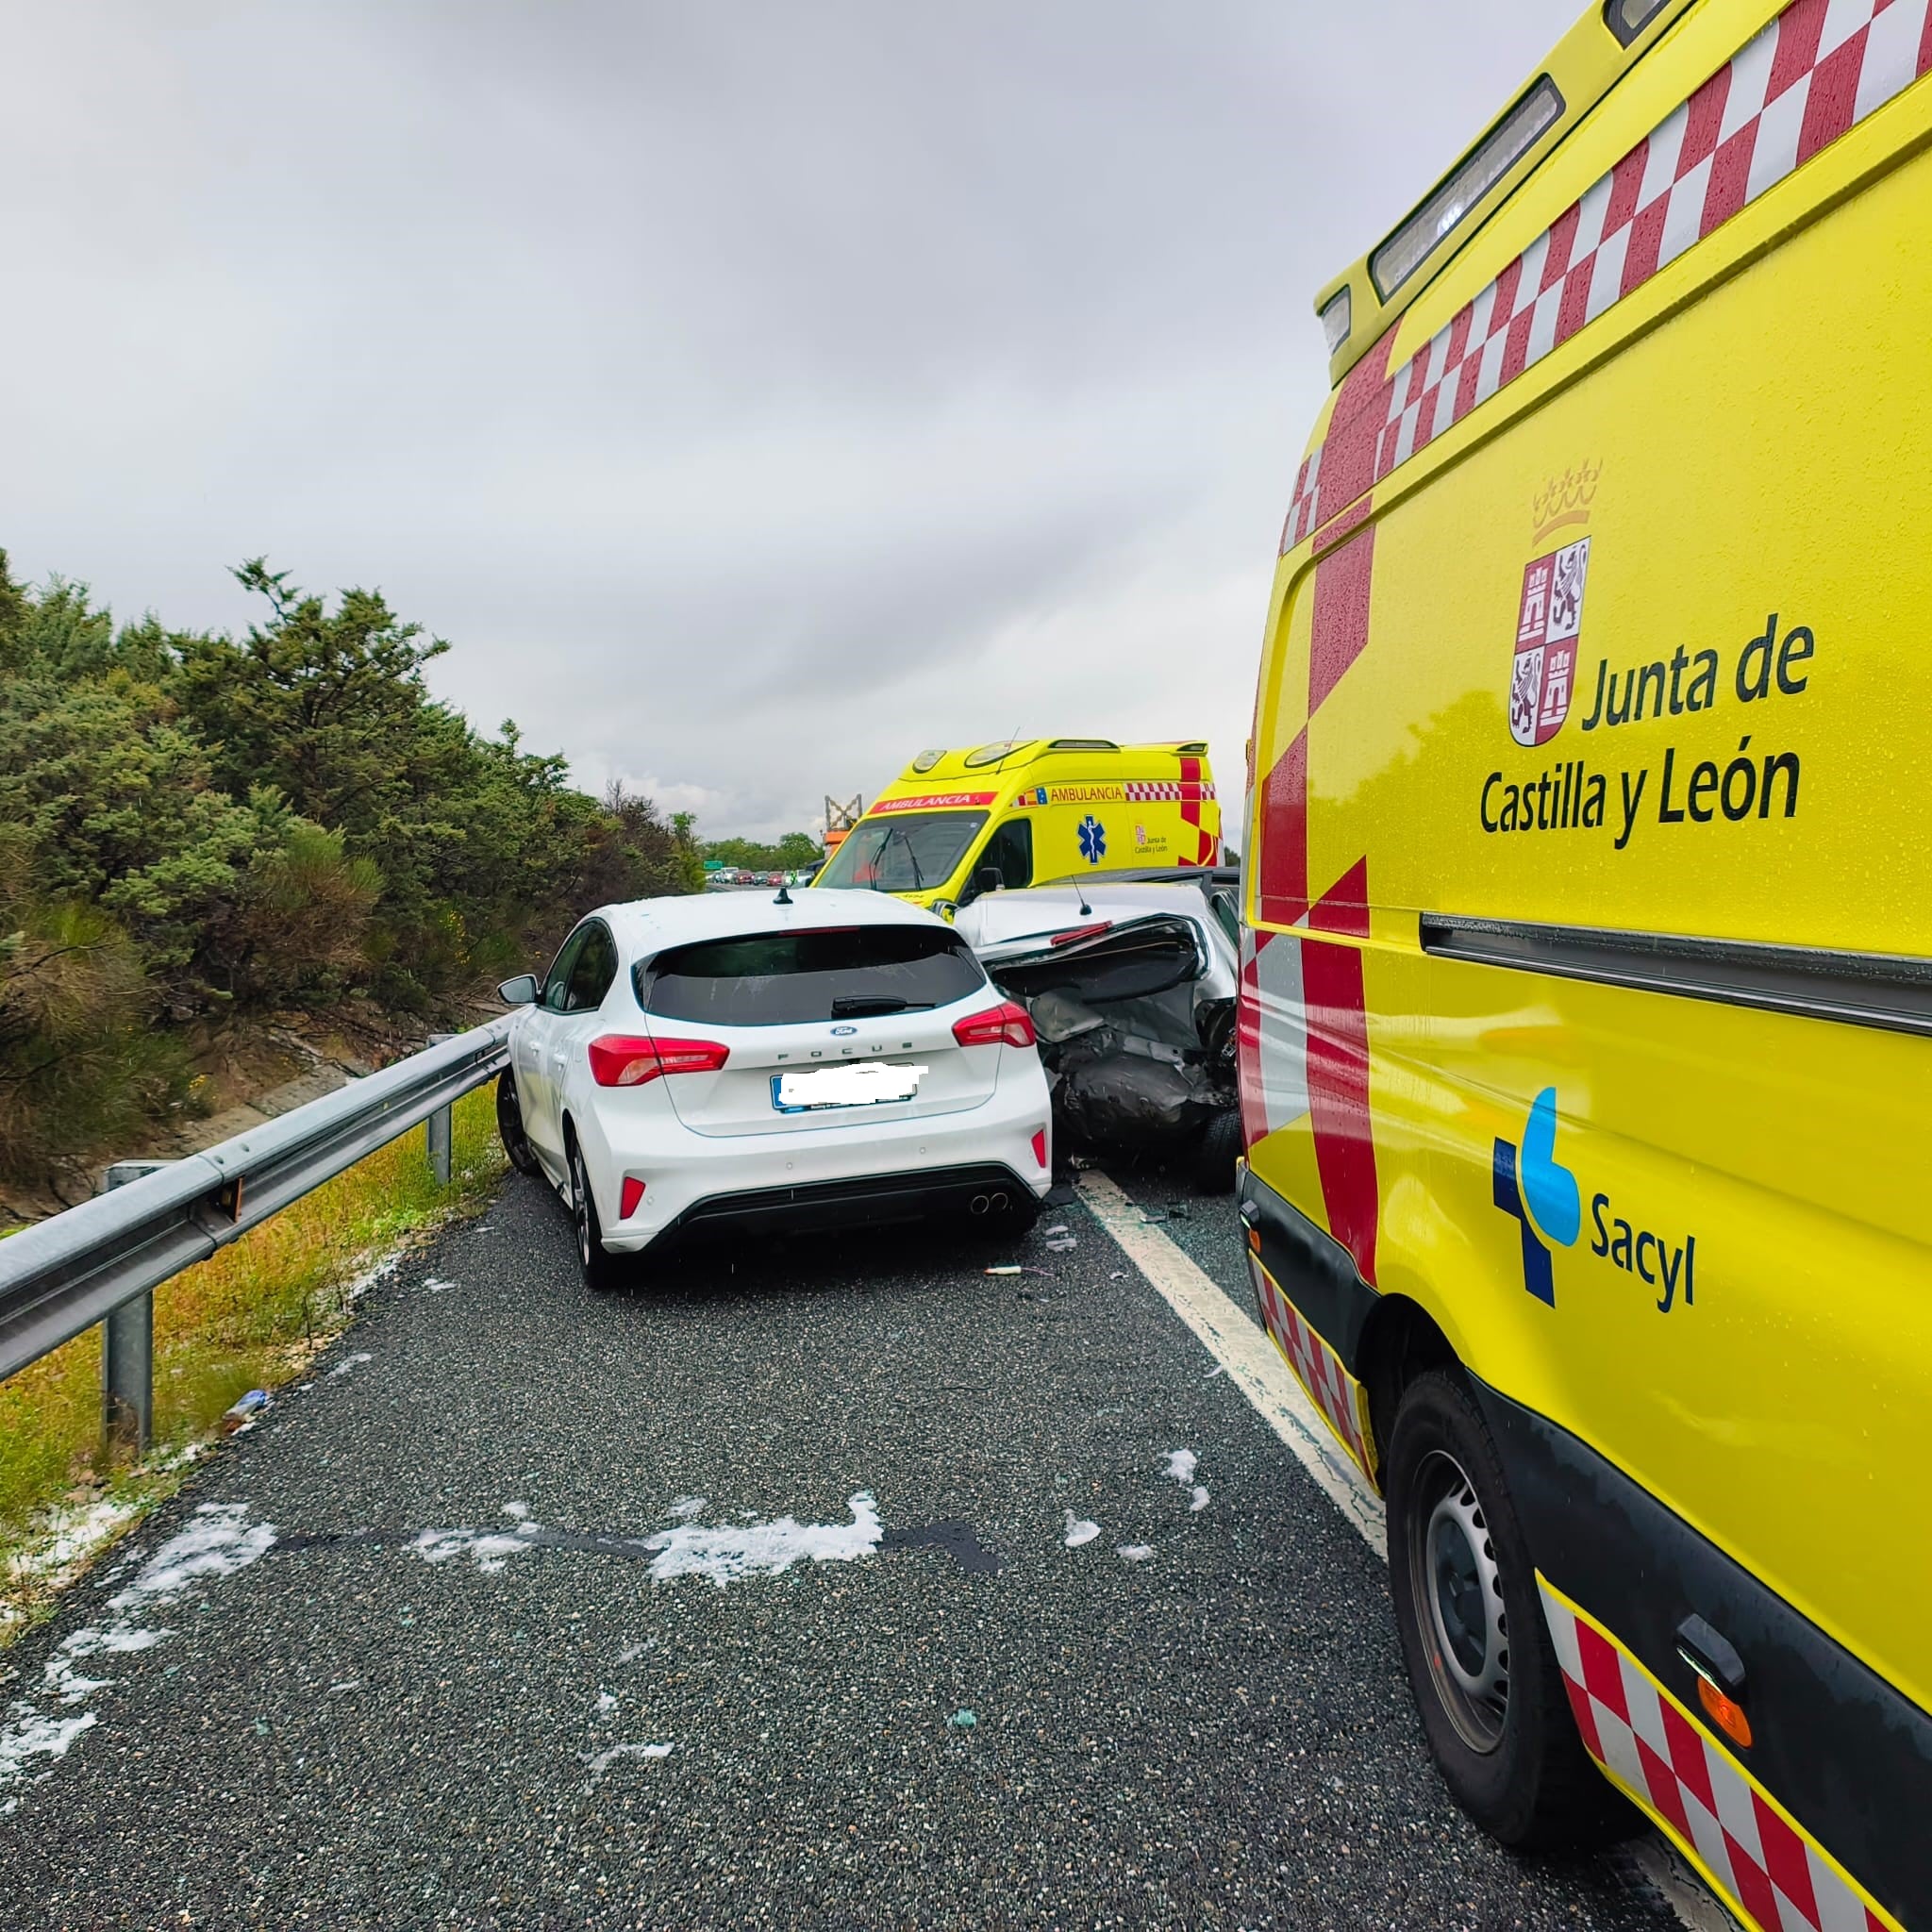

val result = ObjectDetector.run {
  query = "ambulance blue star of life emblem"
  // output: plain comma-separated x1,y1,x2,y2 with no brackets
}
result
1077,814,1107,864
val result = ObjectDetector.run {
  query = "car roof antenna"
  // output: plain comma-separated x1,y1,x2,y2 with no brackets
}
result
774,883,792,905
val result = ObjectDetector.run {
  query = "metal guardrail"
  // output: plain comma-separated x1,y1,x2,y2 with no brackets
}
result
0,1015,514,1446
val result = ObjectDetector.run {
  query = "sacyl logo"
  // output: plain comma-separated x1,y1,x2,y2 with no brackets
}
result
1495,1089,1699,1314
1492,1087,1579,1307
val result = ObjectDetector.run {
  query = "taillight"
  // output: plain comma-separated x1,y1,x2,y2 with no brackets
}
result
952,1001,1036,1050
587,1035,730,1087
1031,1129,1048,1168
619,1176,647,1218
1048,921,1113,947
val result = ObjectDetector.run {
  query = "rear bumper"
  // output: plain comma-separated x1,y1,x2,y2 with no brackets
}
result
658,1162,1036,1244
577,1074,1052,1252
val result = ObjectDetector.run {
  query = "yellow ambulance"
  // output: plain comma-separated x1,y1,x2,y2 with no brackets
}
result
1240,2,1931,1926
815,740,1221,912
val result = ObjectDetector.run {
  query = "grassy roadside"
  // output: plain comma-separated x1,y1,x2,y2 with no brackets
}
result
0,1085,508,1638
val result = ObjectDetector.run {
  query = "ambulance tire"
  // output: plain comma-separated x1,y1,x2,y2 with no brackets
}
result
1386,1370,1630,1851
496,1071,541,1177
1192,1109,1241,1193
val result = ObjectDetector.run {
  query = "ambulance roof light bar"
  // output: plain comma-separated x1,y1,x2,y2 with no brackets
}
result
1310,0,1697,386
1369,77,1565,302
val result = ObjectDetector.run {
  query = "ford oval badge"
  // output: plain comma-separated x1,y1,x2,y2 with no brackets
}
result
831,1024,858,1035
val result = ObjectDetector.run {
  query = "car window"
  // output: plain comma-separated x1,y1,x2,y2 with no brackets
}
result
815,812,989,892
542,927,587,1011
640,925,986,1026
977,818,1032,891
1208,890,1240,947
563,921,618,1013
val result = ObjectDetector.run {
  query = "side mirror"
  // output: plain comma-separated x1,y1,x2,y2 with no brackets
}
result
967,865,1004,902
498,973,541,1007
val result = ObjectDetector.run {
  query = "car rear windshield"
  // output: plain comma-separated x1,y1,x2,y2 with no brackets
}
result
638,925,987,1027
815,811,988,892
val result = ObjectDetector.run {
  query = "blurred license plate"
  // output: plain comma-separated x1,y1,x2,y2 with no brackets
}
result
772,1061,925,1113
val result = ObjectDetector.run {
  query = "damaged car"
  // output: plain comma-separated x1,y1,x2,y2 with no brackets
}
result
951,874,1241,1191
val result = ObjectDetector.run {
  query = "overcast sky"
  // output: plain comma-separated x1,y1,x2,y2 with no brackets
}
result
3,1,1575,841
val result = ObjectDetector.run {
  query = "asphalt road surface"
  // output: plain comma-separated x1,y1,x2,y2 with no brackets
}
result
0,1156,1690,1930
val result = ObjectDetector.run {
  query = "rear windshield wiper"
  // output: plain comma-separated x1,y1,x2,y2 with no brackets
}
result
829,993,929,1017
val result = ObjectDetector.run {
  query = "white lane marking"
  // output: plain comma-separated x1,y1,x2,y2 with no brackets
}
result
1077,1171,1721,1932
1076,1174,1386,1557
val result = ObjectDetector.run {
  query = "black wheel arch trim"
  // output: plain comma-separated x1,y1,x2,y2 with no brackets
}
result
1236,1162,1930,1924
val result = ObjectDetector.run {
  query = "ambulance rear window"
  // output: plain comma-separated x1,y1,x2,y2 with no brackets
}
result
640,926,985,1026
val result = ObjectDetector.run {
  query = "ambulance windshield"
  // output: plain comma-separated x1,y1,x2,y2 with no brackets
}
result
818,811,989,892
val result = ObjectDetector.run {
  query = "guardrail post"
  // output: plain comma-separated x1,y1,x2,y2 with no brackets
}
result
101,1160,170,1456
426,1035,455,1185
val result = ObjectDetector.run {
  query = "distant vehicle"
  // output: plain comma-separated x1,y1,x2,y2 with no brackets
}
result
1242,0,1932,1923
492,890,1052,1286
954,878,1239,1191
814,740,1221,914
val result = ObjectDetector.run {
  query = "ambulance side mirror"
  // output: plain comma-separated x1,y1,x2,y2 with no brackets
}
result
961,865,1003,906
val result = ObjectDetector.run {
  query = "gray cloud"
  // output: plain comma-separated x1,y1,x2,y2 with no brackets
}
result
2,0,1575,838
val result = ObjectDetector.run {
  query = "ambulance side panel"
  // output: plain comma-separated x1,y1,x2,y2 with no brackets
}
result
1244,8,1932,1924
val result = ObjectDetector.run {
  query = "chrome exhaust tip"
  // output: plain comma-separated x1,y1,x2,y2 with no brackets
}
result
969,1193,991,1215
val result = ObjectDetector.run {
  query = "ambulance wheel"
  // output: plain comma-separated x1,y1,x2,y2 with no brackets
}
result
1193,1109,1241,1193
496,1071,541,1176
1386,1370,1628,1850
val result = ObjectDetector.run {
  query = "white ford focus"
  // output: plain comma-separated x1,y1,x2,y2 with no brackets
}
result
494,889,1054,1287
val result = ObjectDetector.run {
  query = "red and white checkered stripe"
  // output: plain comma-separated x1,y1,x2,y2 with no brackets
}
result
1540,1581,1898,1932
1282,0,1932,554
1250,1259,1374,1478
1123,781,1216,803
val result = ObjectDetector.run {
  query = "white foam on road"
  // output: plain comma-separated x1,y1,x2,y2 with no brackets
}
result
59,1626,166,1658
665,1496,708,1519
0,1503,277,1818
0,1709,96,1809
408,1524,539,1574
1161,1448,1210,1512
580,1740,675,1782
108,1504,278,1608
325,1351,374,1380
1116,1543,1156,1564
1062,1511,1101,1548
642,1491,882,1587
